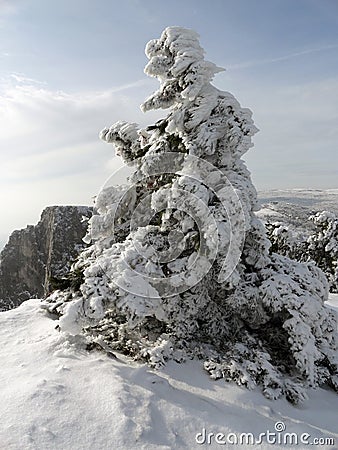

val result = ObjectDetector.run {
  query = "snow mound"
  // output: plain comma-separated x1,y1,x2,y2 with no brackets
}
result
0,299,337,449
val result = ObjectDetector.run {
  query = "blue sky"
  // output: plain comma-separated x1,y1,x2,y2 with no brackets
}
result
1,0,338,246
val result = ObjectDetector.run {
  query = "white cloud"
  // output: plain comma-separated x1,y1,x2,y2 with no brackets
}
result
1,83,147,154
0,77,162,243
0,76,160,161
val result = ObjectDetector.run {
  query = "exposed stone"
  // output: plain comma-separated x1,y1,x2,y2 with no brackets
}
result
0,206,92,310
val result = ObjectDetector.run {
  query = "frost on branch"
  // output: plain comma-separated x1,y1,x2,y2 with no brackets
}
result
266,214,338,293
307,211,338,293
44,27,338,404
100,121,141,164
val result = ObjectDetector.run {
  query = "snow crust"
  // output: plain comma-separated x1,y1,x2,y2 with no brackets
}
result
0,298,337,450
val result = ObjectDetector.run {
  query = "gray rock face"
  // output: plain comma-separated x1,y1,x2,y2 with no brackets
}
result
0,206,92,310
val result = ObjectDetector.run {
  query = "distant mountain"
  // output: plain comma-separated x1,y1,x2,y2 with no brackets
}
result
0,206,92,311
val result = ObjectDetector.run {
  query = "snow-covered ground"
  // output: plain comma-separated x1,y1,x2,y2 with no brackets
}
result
0,297,337,450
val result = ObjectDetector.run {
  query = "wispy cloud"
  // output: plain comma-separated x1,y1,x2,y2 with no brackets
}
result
0,77,161,241
0,77,160,157
227,43,338,71
10,73,47,85
110,78,151,93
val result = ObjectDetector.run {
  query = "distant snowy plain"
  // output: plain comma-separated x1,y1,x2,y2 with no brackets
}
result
257,189,338,223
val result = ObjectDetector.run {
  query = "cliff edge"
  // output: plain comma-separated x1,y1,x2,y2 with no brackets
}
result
0,206,92,310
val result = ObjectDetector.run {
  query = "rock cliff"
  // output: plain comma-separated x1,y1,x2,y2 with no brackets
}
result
0,206,92,310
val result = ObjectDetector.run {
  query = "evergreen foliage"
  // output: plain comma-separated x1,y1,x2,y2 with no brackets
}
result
44,27,338,403
266,214,338,293
307,212,338,293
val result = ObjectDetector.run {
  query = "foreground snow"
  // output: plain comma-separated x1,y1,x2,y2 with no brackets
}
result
0,298,337,450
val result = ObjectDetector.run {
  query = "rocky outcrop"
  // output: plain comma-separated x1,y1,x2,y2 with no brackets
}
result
0,206,92,310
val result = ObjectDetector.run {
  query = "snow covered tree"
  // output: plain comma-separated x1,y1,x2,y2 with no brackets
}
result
307,211,338,293
265,221,310,264
266,215,338,294
266,221,302,260
44,27,338,403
